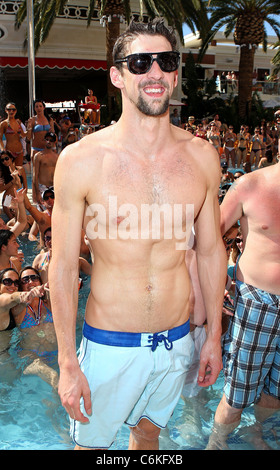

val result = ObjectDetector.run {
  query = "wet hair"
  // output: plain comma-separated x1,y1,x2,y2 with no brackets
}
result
0,150,14,184
0,268,19,284
0,230,14,252
113,18,178,69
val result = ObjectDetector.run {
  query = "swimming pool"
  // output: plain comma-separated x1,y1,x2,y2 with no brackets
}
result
0,236,279,450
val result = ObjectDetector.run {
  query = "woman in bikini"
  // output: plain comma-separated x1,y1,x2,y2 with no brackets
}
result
0,150,28,219
207,123,221,154
26,100,54,163
12,266,58,387
84,89,100,125
0,268,43,333
223,125,237,167
0,267,45,382
250,127,263,168
236,125,248,168
0,103,25,166
260,125,273,158
33,227,52,284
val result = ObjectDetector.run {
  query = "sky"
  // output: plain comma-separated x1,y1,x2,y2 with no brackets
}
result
183,20,278,38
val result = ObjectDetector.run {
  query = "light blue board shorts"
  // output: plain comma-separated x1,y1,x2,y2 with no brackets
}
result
70,320,194,449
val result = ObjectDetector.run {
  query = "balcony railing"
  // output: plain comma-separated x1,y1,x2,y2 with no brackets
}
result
182,78,280,96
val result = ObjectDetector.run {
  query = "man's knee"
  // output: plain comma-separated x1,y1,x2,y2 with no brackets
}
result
215,394,243,424
130,418,161,443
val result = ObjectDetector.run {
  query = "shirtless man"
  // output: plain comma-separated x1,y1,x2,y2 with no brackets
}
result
207,162,280,449
49,19,227,450
32,132,58,206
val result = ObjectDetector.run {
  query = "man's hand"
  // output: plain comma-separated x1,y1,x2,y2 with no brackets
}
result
58,366,92,423
197,336,222,387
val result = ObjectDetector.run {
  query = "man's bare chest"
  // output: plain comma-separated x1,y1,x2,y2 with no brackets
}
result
92,155,205,207
84,155,206,245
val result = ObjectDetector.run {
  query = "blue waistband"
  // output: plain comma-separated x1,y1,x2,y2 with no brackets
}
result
83,320,190,351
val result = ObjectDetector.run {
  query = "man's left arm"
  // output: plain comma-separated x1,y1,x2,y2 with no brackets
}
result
194,155,227,387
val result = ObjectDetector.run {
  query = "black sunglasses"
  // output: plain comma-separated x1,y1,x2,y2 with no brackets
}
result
1,156,10,162
1,278,20,287
115,51,180,75
21,274,40,284
6,108,16,112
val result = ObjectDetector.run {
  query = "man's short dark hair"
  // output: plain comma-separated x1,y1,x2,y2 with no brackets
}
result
113,18,178,69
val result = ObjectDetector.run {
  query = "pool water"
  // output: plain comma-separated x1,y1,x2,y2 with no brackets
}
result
0,236,280,450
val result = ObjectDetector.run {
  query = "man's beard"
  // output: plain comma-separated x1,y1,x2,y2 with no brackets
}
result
135,81,170,117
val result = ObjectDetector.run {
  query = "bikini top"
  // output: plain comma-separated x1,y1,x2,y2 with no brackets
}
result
33,123,51,133
1,310,16,331
38,252,50,272
20,299,53,329
6,123,22,135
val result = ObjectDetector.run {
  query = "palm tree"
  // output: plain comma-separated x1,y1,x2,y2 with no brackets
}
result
199,0,280,121
15,0,209,117
272,40,280,76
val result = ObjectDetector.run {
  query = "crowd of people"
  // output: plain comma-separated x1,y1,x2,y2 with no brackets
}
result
0,99,92,389
0,17,280,450
171,111,280,169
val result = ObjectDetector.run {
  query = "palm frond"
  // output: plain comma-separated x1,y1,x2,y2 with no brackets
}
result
87,0,98,26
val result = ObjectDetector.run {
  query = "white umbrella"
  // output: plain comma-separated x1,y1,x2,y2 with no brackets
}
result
263,99,280,108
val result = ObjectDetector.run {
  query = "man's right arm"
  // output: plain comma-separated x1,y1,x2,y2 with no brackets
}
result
49,143,92,423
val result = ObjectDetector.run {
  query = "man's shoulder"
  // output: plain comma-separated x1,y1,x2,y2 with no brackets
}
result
61,127,110,159
227,170,259,197
56,129,111,180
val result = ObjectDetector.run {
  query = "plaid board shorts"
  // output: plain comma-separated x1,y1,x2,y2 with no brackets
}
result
222,280,280,409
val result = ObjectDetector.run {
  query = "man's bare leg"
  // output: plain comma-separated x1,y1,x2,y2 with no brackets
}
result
236,393,280,450
206,393,242,450
129,418,161,450
74,419,161,450
255,392,280,422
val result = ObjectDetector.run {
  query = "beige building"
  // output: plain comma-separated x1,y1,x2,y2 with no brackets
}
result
181,31,280,106
1,1,279,116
